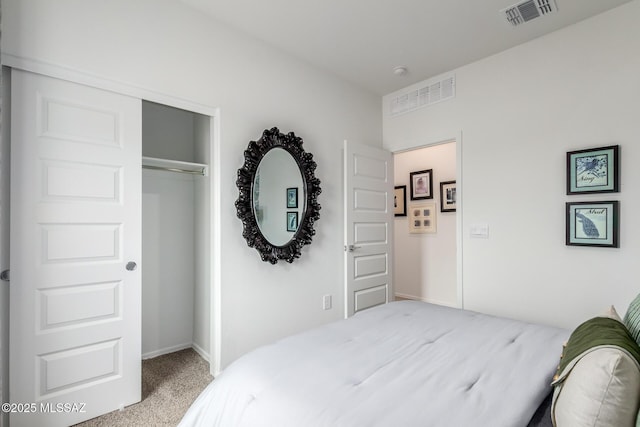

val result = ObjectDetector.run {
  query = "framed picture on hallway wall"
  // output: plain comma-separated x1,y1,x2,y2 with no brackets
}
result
440,180,456,212
394,185,407,217
410,169,433,200
409,202,436,234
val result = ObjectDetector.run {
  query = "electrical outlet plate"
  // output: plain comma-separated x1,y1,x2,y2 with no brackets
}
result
323,295,332,310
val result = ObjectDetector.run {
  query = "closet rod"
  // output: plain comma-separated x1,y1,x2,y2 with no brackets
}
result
142,164,206,176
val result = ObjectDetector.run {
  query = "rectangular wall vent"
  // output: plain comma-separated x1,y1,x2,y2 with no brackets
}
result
389,75,455,117
502,0,558,26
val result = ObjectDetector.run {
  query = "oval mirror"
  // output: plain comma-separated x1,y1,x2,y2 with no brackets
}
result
236,127,321,264
253,148,304,246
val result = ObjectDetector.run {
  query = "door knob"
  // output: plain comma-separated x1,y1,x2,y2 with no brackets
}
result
345,245,361,252
126,262,137,271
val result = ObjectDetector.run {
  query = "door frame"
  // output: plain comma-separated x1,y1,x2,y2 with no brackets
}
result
387,132,464,309
1,54,223,376
0,66,11,427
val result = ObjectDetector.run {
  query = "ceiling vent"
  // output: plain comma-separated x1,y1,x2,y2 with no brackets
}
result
502,0,558,26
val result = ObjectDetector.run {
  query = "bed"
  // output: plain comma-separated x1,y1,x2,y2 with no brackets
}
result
179,300,569,427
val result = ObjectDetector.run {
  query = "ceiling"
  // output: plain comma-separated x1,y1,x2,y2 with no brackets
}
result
178,0,632,95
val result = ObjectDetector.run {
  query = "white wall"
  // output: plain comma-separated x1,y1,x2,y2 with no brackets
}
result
393,143,457,306
1,0,382,368
142,170,196,357
383,0,640,330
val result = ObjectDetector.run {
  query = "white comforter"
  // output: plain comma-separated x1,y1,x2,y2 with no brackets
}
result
180,301,568,427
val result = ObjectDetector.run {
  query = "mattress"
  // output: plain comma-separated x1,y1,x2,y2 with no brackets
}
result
180,300,569,427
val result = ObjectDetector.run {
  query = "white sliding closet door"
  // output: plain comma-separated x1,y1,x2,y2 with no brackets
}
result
10,69,142,427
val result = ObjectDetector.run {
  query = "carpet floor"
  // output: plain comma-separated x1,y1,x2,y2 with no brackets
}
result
74,348,212,427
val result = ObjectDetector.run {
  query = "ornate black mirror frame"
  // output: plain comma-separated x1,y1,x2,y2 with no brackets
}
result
235,127,321,264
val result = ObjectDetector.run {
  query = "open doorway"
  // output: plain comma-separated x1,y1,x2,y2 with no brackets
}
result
393,141,457,307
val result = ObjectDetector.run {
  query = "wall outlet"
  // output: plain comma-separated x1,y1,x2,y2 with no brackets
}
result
323,294,332,310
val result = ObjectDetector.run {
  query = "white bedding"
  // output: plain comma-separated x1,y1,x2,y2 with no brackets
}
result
180,301,569,427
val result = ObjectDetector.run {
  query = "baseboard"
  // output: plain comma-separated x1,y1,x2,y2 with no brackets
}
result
142,342,193,360
142,341,211,362
394,293,458,308
191,342,210,363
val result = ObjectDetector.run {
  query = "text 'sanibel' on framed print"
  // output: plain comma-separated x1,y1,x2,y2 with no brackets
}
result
566,201,619,248
566,145,619,194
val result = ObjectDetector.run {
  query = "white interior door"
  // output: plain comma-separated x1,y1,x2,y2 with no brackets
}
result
344,141,393,317
10,69,141,427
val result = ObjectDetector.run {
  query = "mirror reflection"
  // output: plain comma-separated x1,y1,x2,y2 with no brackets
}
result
253,148,304,246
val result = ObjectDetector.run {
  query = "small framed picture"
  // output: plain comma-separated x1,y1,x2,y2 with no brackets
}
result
394,185,407,217
566,145,619,194
410,169,433,200
566,201,619,248
286,211,298,232
409,202,437,234
286,187,298,208
440,180,456,212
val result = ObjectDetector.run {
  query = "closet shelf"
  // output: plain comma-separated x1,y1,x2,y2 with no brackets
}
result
142,156,208,176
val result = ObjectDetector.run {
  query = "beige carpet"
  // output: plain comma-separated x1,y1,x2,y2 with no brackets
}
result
74,348,212,427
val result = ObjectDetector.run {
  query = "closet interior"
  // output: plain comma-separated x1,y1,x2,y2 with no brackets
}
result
141,100,211,361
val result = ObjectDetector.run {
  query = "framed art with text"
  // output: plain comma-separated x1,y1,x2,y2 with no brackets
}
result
566,201,619,248
566,145,619,195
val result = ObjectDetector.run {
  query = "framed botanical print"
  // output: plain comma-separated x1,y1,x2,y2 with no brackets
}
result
566,201,619,248
566,145,619,194
410,169,433,200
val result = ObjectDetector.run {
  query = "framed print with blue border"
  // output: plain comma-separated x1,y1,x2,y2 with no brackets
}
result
566,145,619,195
566,201,619,248
286,211,298,232
286,187,298,208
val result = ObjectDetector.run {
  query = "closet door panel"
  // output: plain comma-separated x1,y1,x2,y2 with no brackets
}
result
10,69,142,427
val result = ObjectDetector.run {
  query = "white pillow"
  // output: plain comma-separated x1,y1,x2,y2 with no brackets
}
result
600,305,623,323
551,312,640,427
552,348,640,427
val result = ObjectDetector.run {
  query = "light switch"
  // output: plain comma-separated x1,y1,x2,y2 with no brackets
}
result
470,224,489,238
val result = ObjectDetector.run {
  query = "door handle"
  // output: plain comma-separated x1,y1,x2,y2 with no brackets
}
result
0,270,9,282
126,262,137,271
345,245,361,252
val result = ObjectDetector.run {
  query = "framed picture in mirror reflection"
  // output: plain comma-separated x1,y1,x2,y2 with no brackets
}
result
287,187,298,208
287,211,298,232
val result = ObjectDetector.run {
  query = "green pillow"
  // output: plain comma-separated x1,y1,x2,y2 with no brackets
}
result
624,294,640,346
